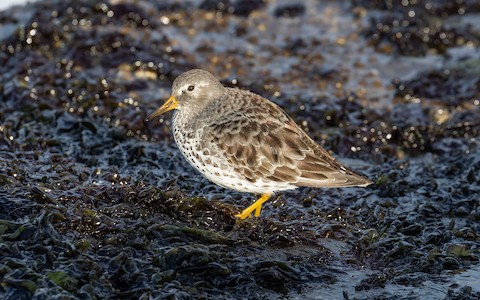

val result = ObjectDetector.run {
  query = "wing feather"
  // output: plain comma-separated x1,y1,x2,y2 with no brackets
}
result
202,90,372,189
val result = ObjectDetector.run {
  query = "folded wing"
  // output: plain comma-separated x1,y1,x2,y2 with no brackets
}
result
204,92,372,188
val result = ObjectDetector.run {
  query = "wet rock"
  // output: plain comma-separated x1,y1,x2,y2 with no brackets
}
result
401,223,423,236
2,269,38,298
254,261,301,293
199,0,265,16
273,3,306,18
199,0,233,12
446,244,477,261
0,0,479,298
442,256,461,270
233,0,266,16
395,60,480,106
355,273,388,290
46,271,78,292
446,285,480,299
354,0,480,55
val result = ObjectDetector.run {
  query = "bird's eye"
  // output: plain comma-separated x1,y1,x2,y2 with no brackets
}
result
187,85,195,92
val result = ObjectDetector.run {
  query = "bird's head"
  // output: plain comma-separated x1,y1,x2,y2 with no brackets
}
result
145,69,224,123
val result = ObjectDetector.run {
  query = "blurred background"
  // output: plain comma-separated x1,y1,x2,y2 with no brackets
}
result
0,0,31,10
0,0,479,299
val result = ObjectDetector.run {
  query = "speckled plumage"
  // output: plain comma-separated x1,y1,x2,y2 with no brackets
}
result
146,69,372,218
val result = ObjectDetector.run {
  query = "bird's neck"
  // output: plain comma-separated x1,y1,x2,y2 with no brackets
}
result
173,99,212,129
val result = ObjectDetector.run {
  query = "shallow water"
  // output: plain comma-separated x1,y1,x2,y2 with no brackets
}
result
0,0,479,299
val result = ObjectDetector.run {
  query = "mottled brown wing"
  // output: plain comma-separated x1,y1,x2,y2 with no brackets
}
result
204,92,371,188
282,119,372,187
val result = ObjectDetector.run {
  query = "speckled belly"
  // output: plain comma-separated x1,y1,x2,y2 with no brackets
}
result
172,126,296,194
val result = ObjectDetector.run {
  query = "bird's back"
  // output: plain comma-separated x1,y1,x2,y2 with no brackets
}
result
187,88,372,192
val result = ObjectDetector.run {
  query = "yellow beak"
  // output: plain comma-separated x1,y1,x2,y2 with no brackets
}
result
144,95,178,123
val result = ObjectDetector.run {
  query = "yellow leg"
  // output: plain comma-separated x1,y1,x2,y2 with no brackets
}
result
234,193,272,219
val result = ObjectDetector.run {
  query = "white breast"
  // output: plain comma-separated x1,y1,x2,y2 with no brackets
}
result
172,126,294,194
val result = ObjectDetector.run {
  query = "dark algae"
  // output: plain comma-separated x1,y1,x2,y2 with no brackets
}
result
354,0,480,56
0,0,479,299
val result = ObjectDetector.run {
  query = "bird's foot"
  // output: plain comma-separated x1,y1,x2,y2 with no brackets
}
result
234,193,271,219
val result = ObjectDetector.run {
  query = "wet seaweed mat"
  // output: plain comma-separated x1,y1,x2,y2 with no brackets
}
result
0,0,479,299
